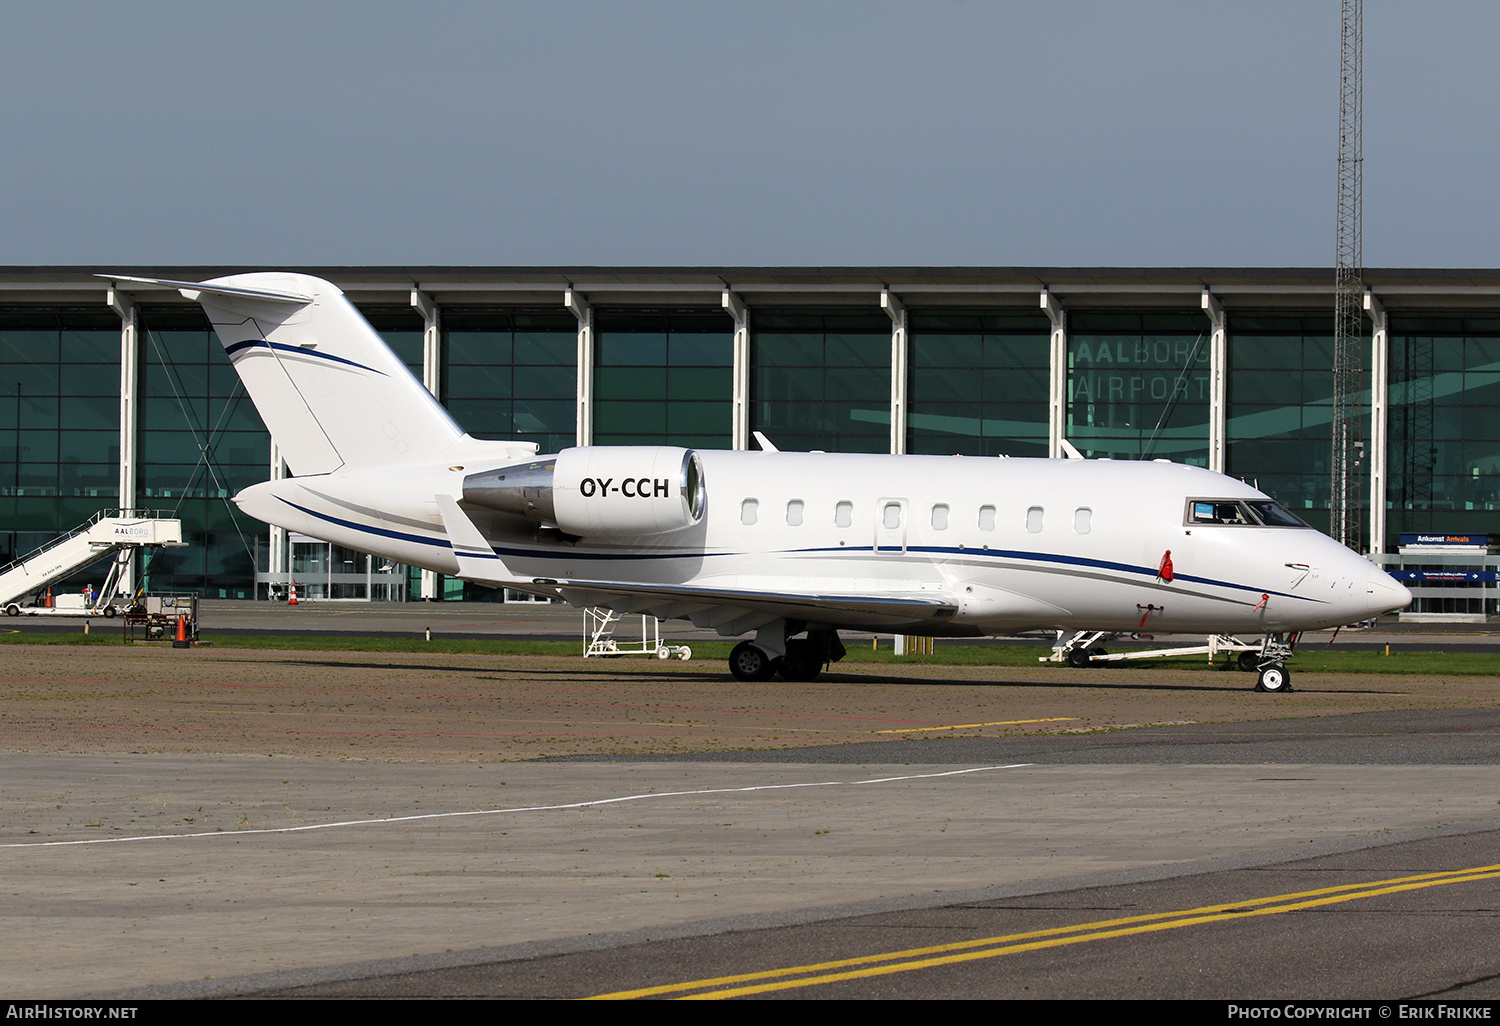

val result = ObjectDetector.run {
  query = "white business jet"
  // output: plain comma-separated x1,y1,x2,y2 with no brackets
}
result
106,272,1411,692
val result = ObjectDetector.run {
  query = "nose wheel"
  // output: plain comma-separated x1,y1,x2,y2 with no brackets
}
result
1255,664,1292,692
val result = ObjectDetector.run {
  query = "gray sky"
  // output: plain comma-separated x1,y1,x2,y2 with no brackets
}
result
1,1,1494,268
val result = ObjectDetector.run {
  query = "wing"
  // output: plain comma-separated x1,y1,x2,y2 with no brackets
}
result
553,578,960,636
434,494,961,635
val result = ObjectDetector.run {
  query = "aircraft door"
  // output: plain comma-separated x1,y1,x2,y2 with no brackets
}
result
875,498,908,554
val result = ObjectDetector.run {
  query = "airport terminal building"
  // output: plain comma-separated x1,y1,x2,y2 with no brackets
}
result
2,266,1497,613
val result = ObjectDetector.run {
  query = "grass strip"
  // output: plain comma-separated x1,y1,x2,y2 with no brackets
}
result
0,630,1493,675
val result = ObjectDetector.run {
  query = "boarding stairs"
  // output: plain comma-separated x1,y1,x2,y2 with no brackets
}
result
0,509,185,613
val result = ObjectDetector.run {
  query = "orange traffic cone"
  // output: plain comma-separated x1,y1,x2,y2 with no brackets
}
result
288,583,298,606
172,614,189,649
43,587,52,608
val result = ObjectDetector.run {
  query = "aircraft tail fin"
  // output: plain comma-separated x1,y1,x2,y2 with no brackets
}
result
113,272,464,476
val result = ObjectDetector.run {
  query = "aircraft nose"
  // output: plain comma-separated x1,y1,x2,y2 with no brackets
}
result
1365,567,1412,617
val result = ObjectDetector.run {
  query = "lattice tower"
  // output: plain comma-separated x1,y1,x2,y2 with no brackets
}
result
1331,0,1364,549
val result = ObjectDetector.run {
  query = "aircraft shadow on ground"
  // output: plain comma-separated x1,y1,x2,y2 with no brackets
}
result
242,657,1406,696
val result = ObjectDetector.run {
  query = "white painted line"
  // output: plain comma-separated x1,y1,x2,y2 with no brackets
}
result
1,764,1035,849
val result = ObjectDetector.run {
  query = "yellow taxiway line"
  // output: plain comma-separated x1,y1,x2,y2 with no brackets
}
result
875,717,1079,733
587,862,1500,999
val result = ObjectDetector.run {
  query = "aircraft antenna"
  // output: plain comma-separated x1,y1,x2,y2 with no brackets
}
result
1331,0,1364,550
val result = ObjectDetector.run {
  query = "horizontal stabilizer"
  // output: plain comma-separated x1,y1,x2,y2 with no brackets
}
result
98,274,313,304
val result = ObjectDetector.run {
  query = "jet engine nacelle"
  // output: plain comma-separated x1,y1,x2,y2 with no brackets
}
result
463,446,706,537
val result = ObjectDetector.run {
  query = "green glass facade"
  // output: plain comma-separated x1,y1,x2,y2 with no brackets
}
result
751,310,890,454
594,310,733,449
136,306,269,597
442,308,576,453
907,311,1050,457
0,307,120,576
3,270,1499,599
436,307,577,601
1388,315,1500,537
1225,314,1341,528
1067,312,1210,464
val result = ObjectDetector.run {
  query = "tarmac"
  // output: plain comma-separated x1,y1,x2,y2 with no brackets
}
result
1,600,1497,999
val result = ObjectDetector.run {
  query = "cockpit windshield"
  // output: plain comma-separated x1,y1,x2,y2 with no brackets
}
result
1244,500,1308,528
1186,498,1309,528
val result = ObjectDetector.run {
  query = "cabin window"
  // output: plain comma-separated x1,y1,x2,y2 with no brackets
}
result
978,505,996,531
883,502,902,529
741,498,758,526
931,504,949,530
1074,507,1092,534
786,499,804,526
835,500,853,528
1026,506,1044,533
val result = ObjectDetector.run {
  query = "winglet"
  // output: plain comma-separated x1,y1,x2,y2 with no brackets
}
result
434,494,511,583
752,430,780,453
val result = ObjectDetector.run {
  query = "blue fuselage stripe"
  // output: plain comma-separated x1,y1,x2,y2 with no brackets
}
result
786,544,1305,601
278,498,1298,598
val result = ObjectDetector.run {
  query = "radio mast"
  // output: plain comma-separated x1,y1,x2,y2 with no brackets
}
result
1331,0,1364,549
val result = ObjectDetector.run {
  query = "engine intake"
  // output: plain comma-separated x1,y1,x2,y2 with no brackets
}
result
463,446,705,537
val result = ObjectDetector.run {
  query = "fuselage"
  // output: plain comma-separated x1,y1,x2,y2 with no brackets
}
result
235,445,1410,637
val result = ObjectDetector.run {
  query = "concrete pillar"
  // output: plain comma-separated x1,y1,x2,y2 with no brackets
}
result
268,442,288,598
566,289,593,447
410,288,441,399
1366,290,1389,554
1042,289,1066,458
882,289,907,455
1203,289,1227,473
723,289,750,450
107,286,139,597
411,288,441,600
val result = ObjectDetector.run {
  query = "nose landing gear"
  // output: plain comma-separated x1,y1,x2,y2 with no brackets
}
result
1252,632,1299,693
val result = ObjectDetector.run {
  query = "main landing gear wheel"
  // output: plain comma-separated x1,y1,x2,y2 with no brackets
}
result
728,641,775,682
1237,650,1261,673
1255,664,1292,693
778,639,823,682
